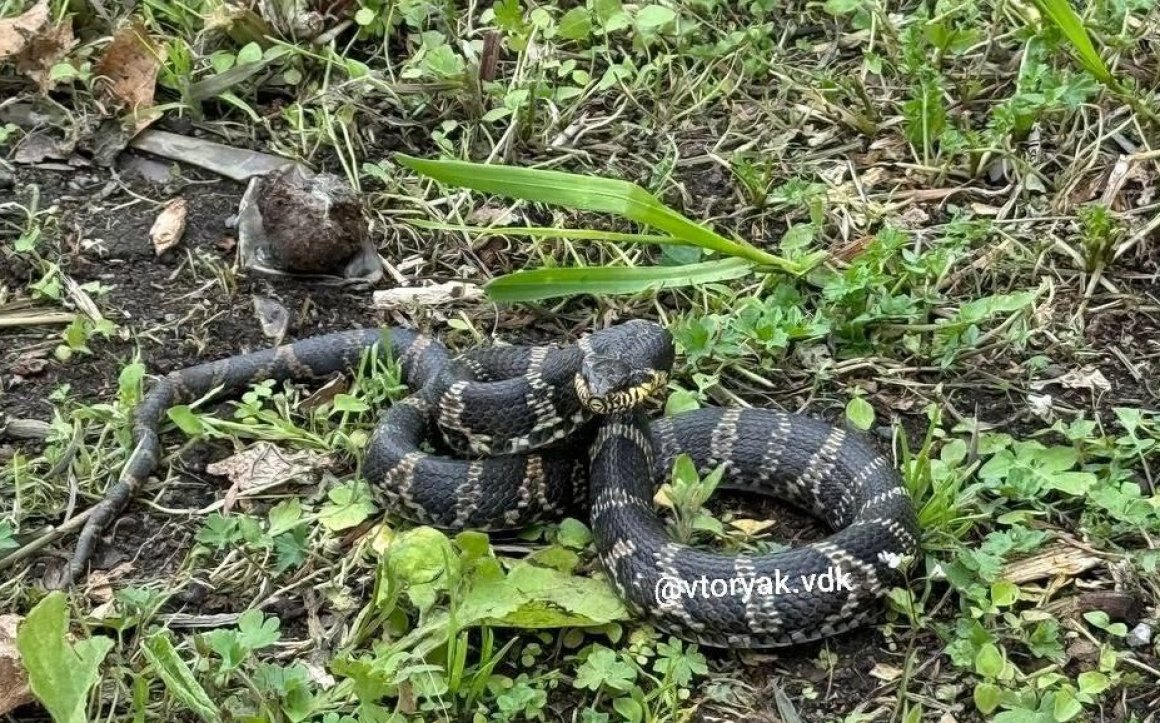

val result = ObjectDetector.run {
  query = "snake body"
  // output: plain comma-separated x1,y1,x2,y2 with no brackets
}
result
70,322,919,647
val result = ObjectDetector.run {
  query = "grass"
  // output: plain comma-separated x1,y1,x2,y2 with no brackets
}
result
2,0,1160,721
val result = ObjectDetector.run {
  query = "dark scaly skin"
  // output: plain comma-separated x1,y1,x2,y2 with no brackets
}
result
64,319,919,651
64,322,670,582
67,328,447,584
588,409,920,647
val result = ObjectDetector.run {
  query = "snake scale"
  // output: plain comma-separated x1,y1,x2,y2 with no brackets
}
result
69,321,919,647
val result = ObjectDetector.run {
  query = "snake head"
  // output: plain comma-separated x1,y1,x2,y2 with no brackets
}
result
575,355,668,414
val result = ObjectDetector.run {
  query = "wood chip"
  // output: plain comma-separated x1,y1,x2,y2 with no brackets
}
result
1000,543,1104,585
372,282,484,310
869,662,903,682
150,198,187,256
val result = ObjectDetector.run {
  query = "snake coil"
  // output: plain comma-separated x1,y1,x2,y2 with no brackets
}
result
68,322,919,647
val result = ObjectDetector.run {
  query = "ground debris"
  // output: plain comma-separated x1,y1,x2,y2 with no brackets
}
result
0,0,74,91
150,198,188,256
92,21,161,132
129,129,303,181
236,165,382,283
0,614,32,716
207,442,333,500
372,281,484,310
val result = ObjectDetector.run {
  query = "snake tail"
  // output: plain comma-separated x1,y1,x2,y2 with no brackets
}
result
65,328,445,584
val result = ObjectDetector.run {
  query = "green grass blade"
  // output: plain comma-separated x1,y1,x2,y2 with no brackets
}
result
396,154,799,271
1028,0,1113,84
141,633,222,723
408,219,686,245
484,258,754,302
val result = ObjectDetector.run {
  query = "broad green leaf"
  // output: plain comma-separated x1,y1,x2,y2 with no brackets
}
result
990,580,1019,607
395,154,794,269
558,7,592,39
484,258,754,302
17,592,114,723
974,643,1005,678
455,530,491,561
237,609,281,650
634,5,675,30
1077,670,1110,695
845,397,875,431
318,481,375,531
267,498,303,537
1053,687,1083,721
1045,472,1097,495
459,561,627,628
168,405,206,436
973,682,1002,714
556,518,592,550
385,526,459,611
613,696,644,722
141,633,221,722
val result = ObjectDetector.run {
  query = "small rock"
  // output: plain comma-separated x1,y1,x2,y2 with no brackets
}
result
0,168,13,189
1126,622,1153,648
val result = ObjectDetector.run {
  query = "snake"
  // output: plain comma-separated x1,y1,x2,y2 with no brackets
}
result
68,321,920,647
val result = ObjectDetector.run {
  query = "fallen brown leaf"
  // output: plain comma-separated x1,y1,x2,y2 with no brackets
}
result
93,21,161,130
0,0,48,57
208,442,331,513
299,374,347,412
86,561,135,604
0,0,75,92
0,614,33,716
150,198,187,255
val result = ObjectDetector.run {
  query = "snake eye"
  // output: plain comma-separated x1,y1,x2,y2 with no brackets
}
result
588,397,608,413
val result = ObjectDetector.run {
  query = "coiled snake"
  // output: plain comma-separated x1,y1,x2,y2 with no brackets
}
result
69,321,919,647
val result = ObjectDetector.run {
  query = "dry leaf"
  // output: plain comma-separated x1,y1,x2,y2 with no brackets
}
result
1000,544,1104,585
252,296,289,342
93,21,161,131
1029,366,1111,394
0,0,48,56
869,662,903,682
150,198,187,255
0,0,75,91
299,374,348,412
0,614,33,716
208,442,330,513
729,518,776,536
1027,392,1053,420
86,561,134,604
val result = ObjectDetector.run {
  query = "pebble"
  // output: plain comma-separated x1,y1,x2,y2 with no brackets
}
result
1126,622,1153,648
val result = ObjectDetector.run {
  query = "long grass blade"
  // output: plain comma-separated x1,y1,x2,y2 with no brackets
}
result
1028,0,1113,85
396,154,800,271
408,219,686,245
484,258,754,302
